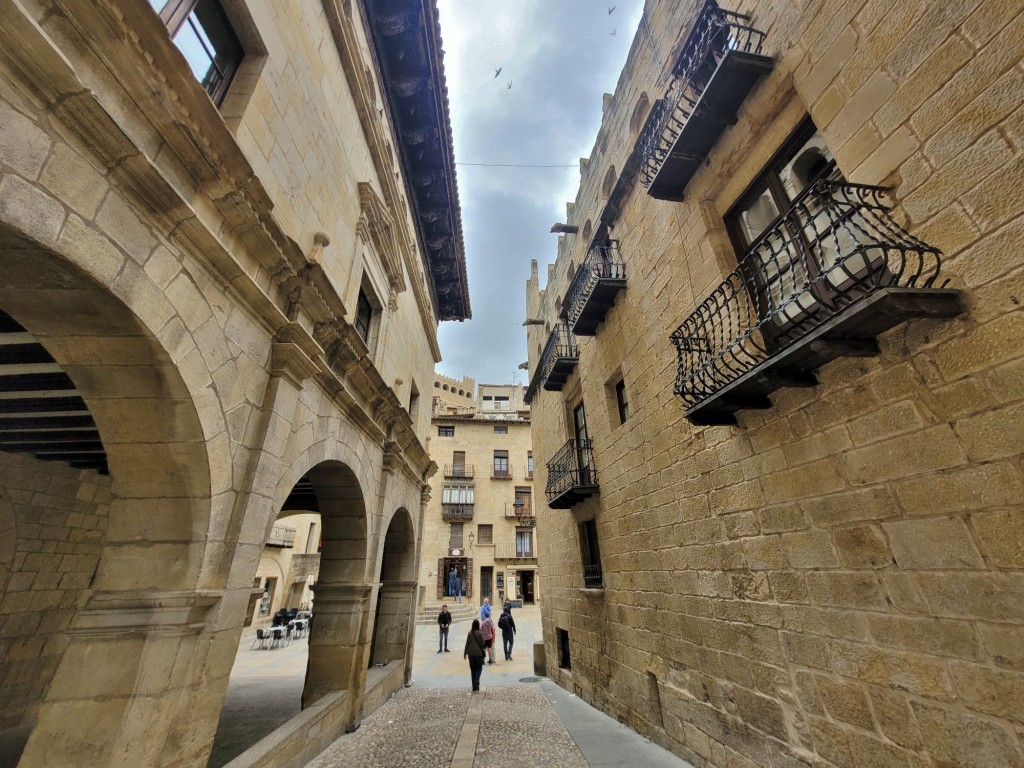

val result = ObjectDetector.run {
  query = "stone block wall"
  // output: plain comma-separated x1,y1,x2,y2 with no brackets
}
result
0,452,110,730
528,1,1024,767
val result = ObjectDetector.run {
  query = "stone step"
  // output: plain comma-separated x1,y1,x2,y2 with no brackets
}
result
415,604,480,625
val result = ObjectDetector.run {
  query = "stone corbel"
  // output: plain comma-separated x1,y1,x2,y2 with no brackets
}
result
68,589,222,639
271,342,321,388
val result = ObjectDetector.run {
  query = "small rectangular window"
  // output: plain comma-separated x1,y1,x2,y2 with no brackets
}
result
527,451,534,477
449,523,464,548
438,426,455,437
477,524,493,545
516,529,533,557
615,379,630,424
557,628,571,670
579,519,603,589
493,450,509,478
355,289,373,343
493,425,508,434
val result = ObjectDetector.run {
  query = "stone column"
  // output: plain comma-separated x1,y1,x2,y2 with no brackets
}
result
302,582,373,729
18,590,219,768
372,580,417,667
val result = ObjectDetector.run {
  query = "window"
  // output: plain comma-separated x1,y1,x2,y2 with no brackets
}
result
477,524,493,545
150,0,243,106
725,120,844,335
442,484,474,504
579,519,603,588
573,402,592,484
493,450,510,478
514,487,532,515
355,288,373,343
449,523,464,548
409,382,420,420
615,379,630,424
527,451,534,478
494,425,508,434
516,529,533,558
557,628,571,670
495,396,510,410
438,426,455,437
452,451,466,476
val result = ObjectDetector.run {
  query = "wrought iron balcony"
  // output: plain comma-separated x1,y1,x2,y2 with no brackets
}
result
507,501,534,518
564,240,627,336
546,439,599,509
444,464,474,479
494,543,536,560
441,503,474,521
267,525,296,548
528,322,579,402
492,467,513,480
582,564,604,589
640,0,772,201
672,181,962,425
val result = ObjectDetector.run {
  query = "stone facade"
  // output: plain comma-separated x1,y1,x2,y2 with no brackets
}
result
251,513,320,625
525,2,1024,768
419,380,538,610
0,0,466,766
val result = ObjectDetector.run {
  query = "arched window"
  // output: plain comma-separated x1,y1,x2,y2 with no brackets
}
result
582,220,593,243
629,93,650,139
602,166,617,200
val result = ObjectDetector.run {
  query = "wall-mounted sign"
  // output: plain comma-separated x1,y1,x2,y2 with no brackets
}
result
496,572,504,589
451,549,462,556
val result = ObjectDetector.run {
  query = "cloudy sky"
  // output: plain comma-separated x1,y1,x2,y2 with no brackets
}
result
435,0,644,387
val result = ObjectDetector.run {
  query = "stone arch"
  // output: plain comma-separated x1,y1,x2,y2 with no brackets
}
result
0,222,221,765
602,166,618,200
370,507,416,667
629,92,651,138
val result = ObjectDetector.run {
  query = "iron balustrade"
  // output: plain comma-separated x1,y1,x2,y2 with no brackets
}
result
565,240,627,335
492,468,513,479
526,322,579,403
441,503,474,521
671,180,959,421
443,464,474,479
582,564,604,589
545,439,599,509
266,525,296,547
507,501,534,518
639,0,769,199
494,543,536,559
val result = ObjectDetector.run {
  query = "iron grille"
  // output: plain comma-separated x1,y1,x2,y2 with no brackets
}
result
525,322,580,403
639,0,766,188
672,180,946,407
441,503,474,521
582,564,604,589
545,439,598,502
565,240,627,329
443,464,474,479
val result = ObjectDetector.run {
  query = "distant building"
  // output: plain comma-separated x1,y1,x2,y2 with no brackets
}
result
526,2,1024,768
250,514,320,625
420,379,537,609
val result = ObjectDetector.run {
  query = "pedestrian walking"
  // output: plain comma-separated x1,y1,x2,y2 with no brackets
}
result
448,566,457,598
464,619,486,692
454,573,462,603
480,597,491,621
498,606,516,660
481,614,496,664
437,604,452,653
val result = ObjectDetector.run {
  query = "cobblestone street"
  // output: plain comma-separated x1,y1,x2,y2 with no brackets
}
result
212,606,691,767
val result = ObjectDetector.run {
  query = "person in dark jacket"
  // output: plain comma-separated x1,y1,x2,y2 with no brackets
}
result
437,604,452,653
464,619,486,692
498,607,517,660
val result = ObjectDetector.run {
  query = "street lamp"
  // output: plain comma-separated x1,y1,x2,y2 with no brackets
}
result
468,530,475,548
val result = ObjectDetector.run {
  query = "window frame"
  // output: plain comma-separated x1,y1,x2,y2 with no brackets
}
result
438,425,455,437
477,524,493,545
449,522,464,548
614,378,629,424
154,0,243,107
578,519,603,589
355,288,374,344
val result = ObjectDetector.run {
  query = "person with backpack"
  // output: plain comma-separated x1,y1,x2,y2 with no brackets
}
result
498,606,517,660
463,619,486,692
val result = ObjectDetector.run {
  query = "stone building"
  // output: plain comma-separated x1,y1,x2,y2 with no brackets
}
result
419,379,537,610
525,2,1024,767
250,513,320,626
0,0,468,765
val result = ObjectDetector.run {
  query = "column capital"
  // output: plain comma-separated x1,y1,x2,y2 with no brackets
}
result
311,582,374,607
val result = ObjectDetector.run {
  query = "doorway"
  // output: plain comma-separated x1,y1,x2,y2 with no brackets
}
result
440,557,471,600
480,566,493,604
520,571,536,604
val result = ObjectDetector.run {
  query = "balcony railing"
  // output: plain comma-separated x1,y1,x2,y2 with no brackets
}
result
525,322,579,404
494,543,536,560
582,564,604,589
672,181,962,425
441,503,474,521
492,467,513,480
267,525,296,548
545,439,599,509
640,0,772,201
564,240,627,336
444,464,474,479
507,501,534,518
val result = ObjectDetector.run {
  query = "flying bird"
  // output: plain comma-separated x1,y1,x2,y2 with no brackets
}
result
610,28,616,35
494,67,502,78
608,5,615,14
506,80,512,89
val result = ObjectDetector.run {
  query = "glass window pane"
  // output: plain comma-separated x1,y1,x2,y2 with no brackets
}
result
777,132,837,202
735,185,781,249
174,21,216,83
